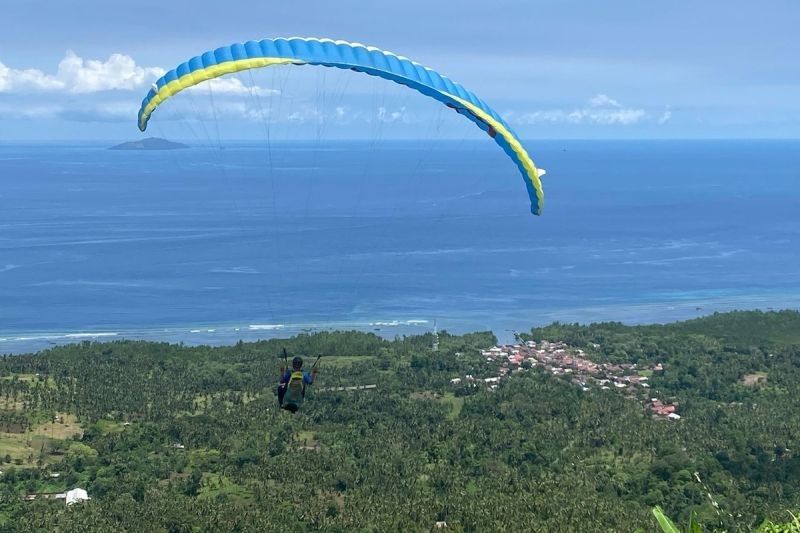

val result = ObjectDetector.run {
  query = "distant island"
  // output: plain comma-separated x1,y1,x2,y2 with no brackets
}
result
109,137,189,150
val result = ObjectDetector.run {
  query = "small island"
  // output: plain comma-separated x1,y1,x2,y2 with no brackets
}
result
109,137,189,151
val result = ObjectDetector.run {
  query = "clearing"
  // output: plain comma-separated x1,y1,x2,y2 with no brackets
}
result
741,372,768,387
0,413,82,465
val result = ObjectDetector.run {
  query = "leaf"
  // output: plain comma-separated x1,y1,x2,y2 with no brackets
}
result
688,511,702,533
652,507,682,533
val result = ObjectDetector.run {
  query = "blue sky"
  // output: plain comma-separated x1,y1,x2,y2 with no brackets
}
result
1,0,798,140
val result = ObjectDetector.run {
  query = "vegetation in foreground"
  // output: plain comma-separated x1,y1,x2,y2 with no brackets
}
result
1,310,799,531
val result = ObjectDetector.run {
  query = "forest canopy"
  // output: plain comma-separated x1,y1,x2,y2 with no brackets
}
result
1,310,799,531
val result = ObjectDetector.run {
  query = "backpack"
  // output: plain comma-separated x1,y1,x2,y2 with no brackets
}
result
283,370,306,410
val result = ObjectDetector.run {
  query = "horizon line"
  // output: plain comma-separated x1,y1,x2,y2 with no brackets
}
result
3,137,800,144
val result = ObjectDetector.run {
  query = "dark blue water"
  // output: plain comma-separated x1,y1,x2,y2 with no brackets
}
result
1,140,799,353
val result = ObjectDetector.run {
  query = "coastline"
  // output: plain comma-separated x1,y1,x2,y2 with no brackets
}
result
0,319,433,355
3,293,798,356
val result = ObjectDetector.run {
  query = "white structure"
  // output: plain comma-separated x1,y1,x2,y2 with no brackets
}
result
65,488,90,506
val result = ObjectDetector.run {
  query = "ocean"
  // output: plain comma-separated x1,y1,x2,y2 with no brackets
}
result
1,139,799,353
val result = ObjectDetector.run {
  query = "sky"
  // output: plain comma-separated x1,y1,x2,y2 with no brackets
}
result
1,0,798,140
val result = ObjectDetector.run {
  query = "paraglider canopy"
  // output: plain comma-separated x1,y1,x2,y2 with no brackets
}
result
137,37,545,215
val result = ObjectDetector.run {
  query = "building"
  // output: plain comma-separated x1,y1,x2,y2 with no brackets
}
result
24,487,90,506
65,488,90,506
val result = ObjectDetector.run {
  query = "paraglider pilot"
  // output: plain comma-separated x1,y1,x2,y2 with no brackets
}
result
277,353,318,413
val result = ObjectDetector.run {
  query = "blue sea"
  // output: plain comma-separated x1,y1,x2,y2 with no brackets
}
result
1,140,799,353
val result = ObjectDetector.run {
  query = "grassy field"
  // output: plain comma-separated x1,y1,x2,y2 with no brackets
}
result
408,391,464,420
1,373,36,383
318,355,375,368
199,473,253,502
94,419,126,435
0,435,29,462
0,373,56,387
741,371,768,387
296,430,316,442
439,392,465,420
296,430,322,451
0,413,82,465
0,398,24,411
34,414,82,440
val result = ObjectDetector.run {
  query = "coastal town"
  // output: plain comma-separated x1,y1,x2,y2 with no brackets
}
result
452,340,680,420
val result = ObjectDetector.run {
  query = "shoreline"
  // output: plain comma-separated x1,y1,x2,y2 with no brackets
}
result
3,297,798,356
0,319,434,355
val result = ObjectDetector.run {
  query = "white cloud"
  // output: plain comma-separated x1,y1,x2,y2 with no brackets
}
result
0,51,164,93
156,100,264,123
291,105,365,125
282,105,413,126
286,107,322,124
376,106,408,124
0,62,63,92
587,94,622,108
57,51,165,93
185,76,278,97
0,52,275,96
658,107,673,125
507,94,647,126
280,105,410,125
572,108,646,125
